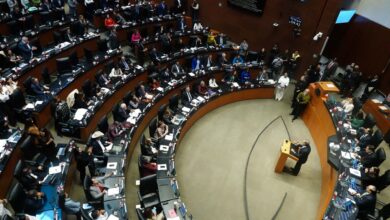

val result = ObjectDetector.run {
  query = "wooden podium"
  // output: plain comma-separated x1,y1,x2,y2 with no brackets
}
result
274,140,299,173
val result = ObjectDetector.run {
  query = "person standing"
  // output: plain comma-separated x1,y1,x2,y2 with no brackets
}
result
191,0,199,21
285,141,311,175
275,72,290,101
291,89,311,121
291,75,308,108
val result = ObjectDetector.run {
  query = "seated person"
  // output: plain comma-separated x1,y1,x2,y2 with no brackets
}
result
357,128,373,148
96,72,112,88
7,49,22,64
24,189,45,215
171,61,185,78
20,166,45,190
193,36,202,47
150,78,161,92
116,103,129,123
256,67,270,81
197,80,209,96
25,118,55,151
113,11,126,25
136,84,154,102
154,121,169,140
351,111,365,130
90,131,113,155
129,94,140,110
0,116,11,138
140,155,157,176
162,108,173,125
351,185,377,218
144,138,158,157
203,54,214,69
30,77,50,97
216,33,227,46
341,98,354,114
149,48,162,64
58,191,81,218
104,14,117,29
193,21,203,32
131,29,142,44
119,56,131,71
72,93,92,110
361,167,380,187
159,68,171,83
232,54,244,65
191,55,202,71
144,207,164,220
181,85,194,106
91,209,108,220
240,68,251,84
217,52,229,67
0,199,12,218
108,121,125,141
109,65,124,83
89,172,114,200
207,32,217,46
17,36,37,63
358,145,377,168
222,70,238,85
209,76,218,89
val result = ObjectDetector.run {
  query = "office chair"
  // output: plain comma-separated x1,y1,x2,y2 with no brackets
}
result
23,15,35,31
370,130,383,148
56,57,73,75
84,48,94,63
104,60,115,73
7,20,20,36
23,76,34,96
13,160,24,181
53,31,63,45
148,118,158,138
41,67,51,85
112,104,121,122
7,182,26,214
137,174,160,209
9,89,29,123
157,104,167,121
352,97,362,116
97,39,109,53
83,176,104,208
39,11,52,25
372,148,386,167
192,81,200,96
140,134,147,155
247,51,258,62
1,215,14,220
376,170,390,191
169,94,179,113
123,91,133,105
82,80,93,99
19,135,36,160
135,207,146,220
363,113,376,129
97,116,109,134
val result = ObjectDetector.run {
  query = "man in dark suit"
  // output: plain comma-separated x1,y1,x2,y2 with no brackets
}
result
203,54,214,69
108,28,120,50
359,145,377,168
30,77,50,97
17,36,36,63
119,56,131,71
149,48,162,64
115,103,129,123
171,61,185,78
216,33,227,46
181,85,194,106
352,185,377,219
285,141,311,175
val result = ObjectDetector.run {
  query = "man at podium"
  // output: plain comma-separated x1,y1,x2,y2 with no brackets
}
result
284,141,311,176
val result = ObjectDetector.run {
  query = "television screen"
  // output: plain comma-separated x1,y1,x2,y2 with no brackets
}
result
335,10,356,24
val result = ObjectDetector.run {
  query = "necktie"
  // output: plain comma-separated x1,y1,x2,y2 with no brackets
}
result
187,92,192,101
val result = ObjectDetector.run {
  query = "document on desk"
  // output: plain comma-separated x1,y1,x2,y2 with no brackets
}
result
107,187,120,196
197,96,205,102
159,145,169,152
158,164,167,171
74,108,88,120
107,162,118,170
49,165,62,174
107,214,119,220
349,168,361,177
23,103,35,110
371,99,381,104
326,83,335,88
165,134,174,141
341,151,351,160
35,100,43,106
182,107,191,112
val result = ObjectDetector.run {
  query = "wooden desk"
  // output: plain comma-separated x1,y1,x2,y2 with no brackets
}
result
302,83,339,219
363,99,390,142
274,140,299,173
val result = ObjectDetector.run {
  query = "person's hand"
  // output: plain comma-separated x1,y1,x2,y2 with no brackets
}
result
32,46,37,50
38,165,43,170
103,190,107,194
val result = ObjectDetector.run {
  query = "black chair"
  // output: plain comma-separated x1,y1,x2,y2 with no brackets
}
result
19,135,36,160
157,104,166,121
363,113,376,129
97,39,108,53
148,118,158,137
7,182,26,214
1,214,14,220
83,176,103,208
247,51,258,62
137,174,160,209
140,135,148,156
123,91,133,105
112,104,121,122
82,79,93,99
136,208,146,220
7,20,20,36
9,88,29,123
41,67,51,85
13,160,24,181
56,57,72,75
169,94,179,113
23,76,34,96
370,130,383,148
377,170,390,191
378,203,390,219
97,116,109,134
373,148,386,167
84,48,94,63
53,31,63,45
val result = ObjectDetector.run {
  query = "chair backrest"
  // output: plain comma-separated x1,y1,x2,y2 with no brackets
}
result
82,79,92,99
371,130,383,148
7,20,20,36
13,160,24,179
375,148,386,167
97,39,108,53
158,104,166,121
377,169,390,191
169,94,179,111
84,48,93,63
112,104,120,122
23,76,33,95
148,118,158,137
9,88,26,109
53,31,63,45
41,67,51,84
140,135,147,155
7,182,26,213
136,208,146,220
363,113,376,129
139,174,157,196
20,135,36,160
98,116,109,134
83,175,94,201
247,51,258,62
123,91,133,105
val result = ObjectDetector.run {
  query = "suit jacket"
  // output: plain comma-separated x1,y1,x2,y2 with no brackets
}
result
297,144,311,164
116,107,128,123
191,57,201,70
89,176,109,199
30,82,45,96
355,193,376,216
181,91,193,105
216,35,226,45
202,56,213,68
17,41,33,62
361,152,377,167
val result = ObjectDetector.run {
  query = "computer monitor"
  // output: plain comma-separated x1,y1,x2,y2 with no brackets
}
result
56,57,72,75
69,51,79,66
247,51,259,62
335,10,356,24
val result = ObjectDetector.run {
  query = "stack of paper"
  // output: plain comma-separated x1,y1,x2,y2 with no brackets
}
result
74,108,88,120
107,187,120,196
165,134,174,141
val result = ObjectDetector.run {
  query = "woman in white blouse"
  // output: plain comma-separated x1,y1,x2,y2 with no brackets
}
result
193,22,203,32
342,98,354,114
275,72,290,101
209,76,218,89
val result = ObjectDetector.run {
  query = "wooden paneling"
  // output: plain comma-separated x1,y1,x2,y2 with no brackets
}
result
324,14,390,93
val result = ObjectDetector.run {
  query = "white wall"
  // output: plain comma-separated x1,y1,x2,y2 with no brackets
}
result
356,0,390,29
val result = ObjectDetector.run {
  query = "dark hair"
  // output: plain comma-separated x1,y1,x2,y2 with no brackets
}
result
91,210,100,219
